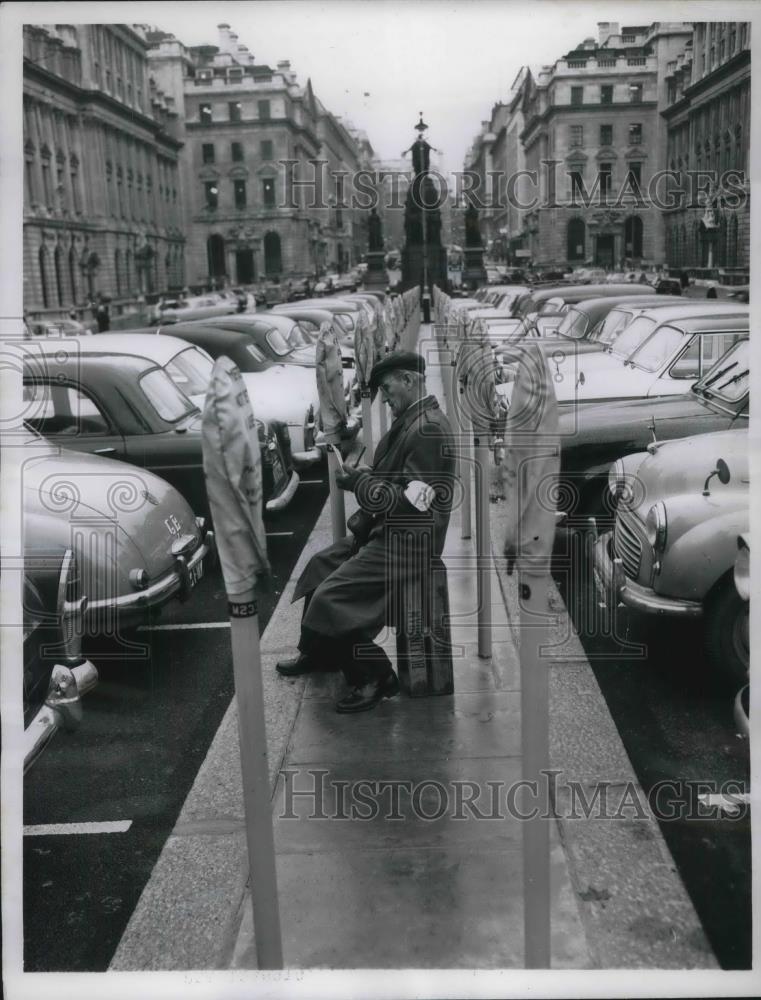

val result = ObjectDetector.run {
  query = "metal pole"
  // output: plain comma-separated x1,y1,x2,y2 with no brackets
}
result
473,427,492,658
361,390,374,464
518,571,551,968
228,592,283,969
328,448,346,542
459,384,472,540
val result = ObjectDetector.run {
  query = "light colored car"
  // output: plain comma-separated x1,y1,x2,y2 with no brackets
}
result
733,533,750,736
153,294,239,324
592,427,749,684
23,432,216,633
93,332,322,468
26,318,94,337
502,305,748,407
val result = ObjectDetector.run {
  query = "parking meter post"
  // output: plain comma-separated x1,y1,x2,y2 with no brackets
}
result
518,572,551,969
361,389,374,464
328,448,346,543
473,426,492,659
229,592,284,969
458,387,472,541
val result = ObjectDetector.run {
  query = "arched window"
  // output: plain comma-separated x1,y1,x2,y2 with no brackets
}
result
727,215,738,267
39,246,50,308
125,248,132,292
53,244,64,306
263,231,281,277
114,249,122,296
566,218,586,261
207,234,226,280
624,216,643,259
68,245,78,303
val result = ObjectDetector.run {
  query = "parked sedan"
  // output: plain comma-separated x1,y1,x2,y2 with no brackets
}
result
23,433,215,636
556,336,749,522
97,332,322,469
152,294,239,325
23,547,98,771
592,427,748,685
21,339,297,515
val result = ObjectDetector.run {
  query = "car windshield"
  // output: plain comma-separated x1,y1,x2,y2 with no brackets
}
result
246,343,267,364
139,367,198,422
591,308,633,344
538,297,564,315
694,339,749,402
556,307,589,340
610,315,657,358
166,347,214,396
628,324,689,372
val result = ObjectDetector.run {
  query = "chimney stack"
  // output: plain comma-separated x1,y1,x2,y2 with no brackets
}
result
598,22,619,46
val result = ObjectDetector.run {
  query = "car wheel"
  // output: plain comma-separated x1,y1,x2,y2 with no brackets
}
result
704,574,749,687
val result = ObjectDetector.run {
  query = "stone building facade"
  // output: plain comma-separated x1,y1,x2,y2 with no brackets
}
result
147,24,374,288
520,22,693,270
23,24,185,323
661,21,751,281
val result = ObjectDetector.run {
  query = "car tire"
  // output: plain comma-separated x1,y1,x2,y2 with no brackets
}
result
704,574,749,687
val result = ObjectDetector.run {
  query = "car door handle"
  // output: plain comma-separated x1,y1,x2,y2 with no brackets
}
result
94,447,115,454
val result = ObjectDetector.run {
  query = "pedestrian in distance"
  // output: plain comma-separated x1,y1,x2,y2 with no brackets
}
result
94,293,111,332
276,350,457,713
706,284,718,299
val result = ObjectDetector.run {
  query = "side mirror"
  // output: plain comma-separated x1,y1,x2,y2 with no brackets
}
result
703,457,730,496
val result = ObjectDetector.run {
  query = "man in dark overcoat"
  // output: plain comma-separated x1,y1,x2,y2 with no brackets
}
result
277,350,456,713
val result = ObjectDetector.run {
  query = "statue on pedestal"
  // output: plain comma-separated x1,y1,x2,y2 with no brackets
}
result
368,208,384,251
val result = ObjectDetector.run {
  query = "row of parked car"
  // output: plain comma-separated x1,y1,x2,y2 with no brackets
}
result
20,286,390,770
442,277,750,693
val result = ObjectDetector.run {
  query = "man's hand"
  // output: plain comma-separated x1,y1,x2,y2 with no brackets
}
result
335,466,364,491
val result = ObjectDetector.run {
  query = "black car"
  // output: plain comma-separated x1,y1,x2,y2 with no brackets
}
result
556,336,749,523
23,547,98,771
655,277,683,296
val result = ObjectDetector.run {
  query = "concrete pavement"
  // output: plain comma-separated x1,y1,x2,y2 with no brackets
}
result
110,322,716,973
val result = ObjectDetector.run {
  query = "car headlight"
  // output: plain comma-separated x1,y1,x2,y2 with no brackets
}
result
608,459,625,501
735,539,750,602
645,502,667,553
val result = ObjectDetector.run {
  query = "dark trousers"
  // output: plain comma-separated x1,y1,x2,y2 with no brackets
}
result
297,622,393,688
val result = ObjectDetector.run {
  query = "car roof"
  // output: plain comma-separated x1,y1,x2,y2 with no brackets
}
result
659,313,749,333
569,294,684,315
529,283,655,303
28,332,200,364
634,302,748,324
204,312,299,331
166,323,255,347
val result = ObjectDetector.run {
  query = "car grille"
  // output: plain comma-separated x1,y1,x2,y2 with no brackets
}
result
613,513,642,579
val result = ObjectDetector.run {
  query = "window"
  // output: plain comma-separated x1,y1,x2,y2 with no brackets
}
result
204,181,218,210
628,123,642,144
202,143,215,164
600,124,613,146
23,383,110,437
262,177,275,208
598,162,612,198
601,84,613,104
571,86,583,106
569,124,584,147
199,103,212,125
570,170,585,200
231,142,244,162
629,83,643,103
228,101,242,122
258,100,271,120
625,162,642,197
139,369,197,423
260,139,273,160
234,179,247,209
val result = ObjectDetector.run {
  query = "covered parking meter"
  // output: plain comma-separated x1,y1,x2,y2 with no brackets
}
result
201,357,282,970
353,309,376,462
316,321,349,542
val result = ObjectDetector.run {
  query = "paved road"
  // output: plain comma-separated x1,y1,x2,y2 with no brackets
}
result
23,468,329,972
553,526,751,970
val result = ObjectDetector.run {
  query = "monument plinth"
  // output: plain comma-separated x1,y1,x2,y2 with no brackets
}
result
363,208,388,291
401,114,448,295
462,202,487,291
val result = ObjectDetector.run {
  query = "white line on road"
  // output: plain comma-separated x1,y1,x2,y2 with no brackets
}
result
298,480,324,485
137,621,230,631
266,531,294,537
24,820,133,836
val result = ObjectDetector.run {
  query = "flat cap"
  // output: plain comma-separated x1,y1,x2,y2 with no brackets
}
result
369,350,425,392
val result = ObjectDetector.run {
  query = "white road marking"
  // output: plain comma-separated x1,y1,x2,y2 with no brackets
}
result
298,479,324,485
266,531,294,537
24,820,133,836
137,621,230,632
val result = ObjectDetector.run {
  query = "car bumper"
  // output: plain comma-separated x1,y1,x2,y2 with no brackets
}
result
85,527,216,624
24,659,98,772
266,469,300,512
592,525,703,618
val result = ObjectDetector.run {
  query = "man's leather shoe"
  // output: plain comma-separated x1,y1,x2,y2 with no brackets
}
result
276,653,315,677
336,671,400,713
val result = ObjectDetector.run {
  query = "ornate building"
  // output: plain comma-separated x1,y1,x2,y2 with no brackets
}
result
661,22,750,281
147,24,375,287
23,24,185,323
519,22,692,270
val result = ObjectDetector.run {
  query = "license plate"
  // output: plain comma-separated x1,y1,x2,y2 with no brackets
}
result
188,561,204,588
